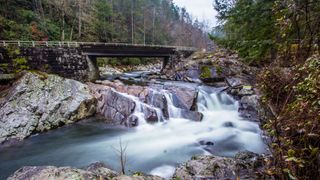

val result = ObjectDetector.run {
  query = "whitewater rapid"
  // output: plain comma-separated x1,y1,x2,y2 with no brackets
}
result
0,84,267,179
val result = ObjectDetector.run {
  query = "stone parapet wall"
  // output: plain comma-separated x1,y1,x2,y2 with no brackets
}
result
21,47,89,81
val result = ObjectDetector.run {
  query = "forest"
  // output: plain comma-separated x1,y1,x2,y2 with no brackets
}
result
212,0,320,179
0,0,209,48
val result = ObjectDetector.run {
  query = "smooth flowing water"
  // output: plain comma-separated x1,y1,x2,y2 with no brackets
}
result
0,81,267,179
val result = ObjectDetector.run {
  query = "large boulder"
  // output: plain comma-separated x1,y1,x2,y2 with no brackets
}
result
174,155,236,179
88,83,160,126
89,83,136,126
163,86,198,111
145,91,169,119
238,95,262,122
173,151,271,180
86,162,119,179
180,109,203,122
101,88,136,125
239,95,274,123
8,163,164,180
0,72,96,145
7,166,100,180
147,86,202,121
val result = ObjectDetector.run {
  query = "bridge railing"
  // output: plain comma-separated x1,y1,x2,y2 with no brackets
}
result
0,40,197,51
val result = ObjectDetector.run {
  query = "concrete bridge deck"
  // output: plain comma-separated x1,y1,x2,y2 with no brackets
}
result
0,40,197,57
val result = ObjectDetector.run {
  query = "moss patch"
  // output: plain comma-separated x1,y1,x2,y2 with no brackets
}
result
200,66,211,79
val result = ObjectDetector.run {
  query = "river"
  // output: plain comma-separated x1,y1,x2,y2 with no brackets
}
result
0,71,267,179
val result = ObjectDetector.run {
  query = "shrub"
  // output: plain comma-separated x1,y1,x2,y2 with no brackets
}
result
5,46,29,73
259,55,320,179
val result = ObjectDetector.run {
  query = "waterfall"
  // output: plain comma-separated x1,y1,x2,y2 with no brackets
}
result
197,88,237,111
105,85,266,168
163,92,182,118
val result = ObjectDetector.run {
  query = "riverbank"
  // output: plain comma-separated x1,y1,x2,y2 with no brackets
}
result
6,151,269,180
0,48,272,179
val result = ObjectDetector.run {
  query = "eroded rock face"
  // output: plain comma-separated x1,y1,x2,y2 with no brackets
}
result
91,81,202,124
88,83,161,126
89,83,136,126
173,151,271,180
145,90,169,119
96,80,199,112
0,72,96,145
163,86,198,111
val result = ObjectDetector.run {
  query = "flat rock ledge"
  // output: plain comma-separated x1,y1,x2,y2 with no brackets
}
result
173,151,272,180
8,162,164,180
7,152,272,180
0,72,96,145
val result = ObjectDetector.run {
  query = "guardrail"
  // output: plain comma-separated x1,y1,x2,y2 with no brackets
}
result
0,40,197,51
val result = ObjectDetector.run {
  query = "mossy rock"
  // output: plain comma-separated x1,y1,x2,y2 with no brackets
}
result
0,74,15,81
27,70,49,80
200,66,211,79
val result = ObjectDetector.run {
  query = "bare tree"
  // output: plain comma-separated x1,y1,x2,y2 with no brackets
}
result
78,0,83,39
112,138,128,175
131,0,134,44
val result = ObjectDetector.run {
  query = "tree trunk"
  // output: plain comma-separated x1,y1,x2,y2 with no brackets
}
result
143,12,146,45
61,0,65,41
110,0,113,42
131,0,134,44
152,7,156,44
62,12,65,41
78,0,82,39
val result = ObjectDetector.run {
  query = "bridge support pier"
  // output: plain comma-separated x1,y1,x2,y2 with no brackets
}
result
162,57,170,71
86,56,100,82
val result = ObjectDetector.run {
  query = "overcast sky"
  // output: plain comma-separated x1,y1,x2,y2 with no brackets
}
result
172,0,218,28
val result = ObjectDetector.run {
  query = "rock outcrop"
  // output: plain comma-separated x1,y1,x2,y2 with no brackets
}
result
0,72,96,145
239,94,274,123
86,162,119,179
163,85,198,111
89,80,202,126
160,48,274,124
238,95,261,122
8,162,164,180
173,151,271,180
89,83,161,127
161,49,257,83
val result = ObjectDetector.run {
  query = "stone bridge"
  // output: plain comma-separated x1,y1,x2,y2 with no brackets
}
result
0,41,196,81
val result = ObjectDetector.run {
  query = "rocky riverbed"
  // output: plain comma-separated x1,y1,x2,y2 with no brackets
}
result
0,49,271,180
7,151,271,180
